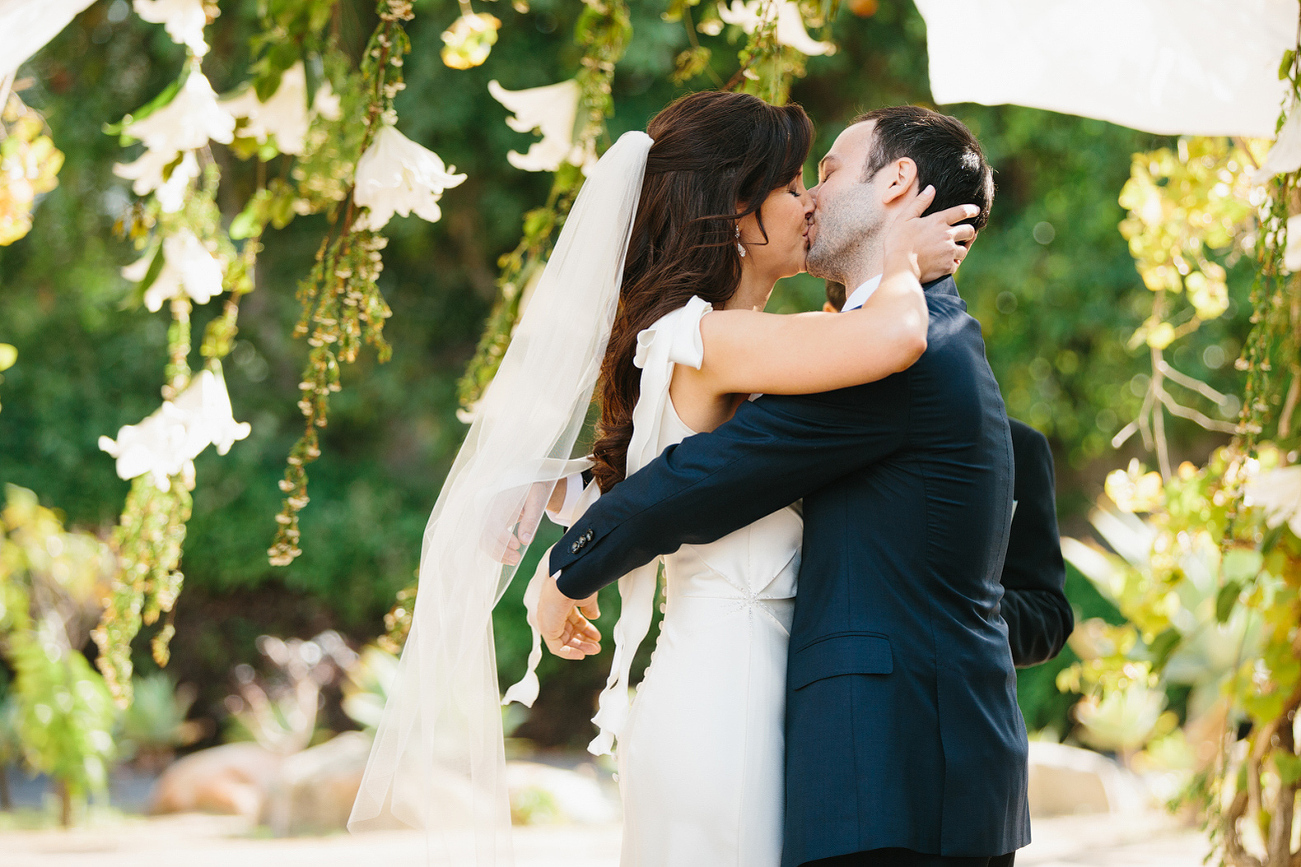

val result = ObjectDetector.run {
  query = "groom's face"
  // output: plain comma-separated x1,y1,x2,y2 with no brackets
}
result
805,122,888,284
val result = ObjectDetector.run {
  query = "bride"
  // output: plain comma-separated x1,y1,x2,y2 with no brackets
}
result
349,91,974,866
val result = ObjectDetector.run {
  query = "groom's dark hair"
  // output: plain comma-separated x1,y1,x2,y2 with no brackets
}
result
853,106,994,233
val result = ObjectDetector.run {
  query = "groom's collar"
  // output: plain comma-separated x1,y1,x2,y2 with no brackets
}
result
840,275,883,312
841,274,957,312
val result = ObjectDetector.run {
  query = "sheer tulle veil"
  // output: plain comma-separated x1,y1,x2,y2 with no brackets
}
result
347,131,653,864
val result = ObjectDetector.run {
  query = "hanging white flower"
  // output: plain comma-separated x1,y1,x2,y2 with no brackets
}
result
114,72,234,209
114,149,199,213
220,62,312,156
1285,214,1301,274
133,0,211,57
98,365,250,490
488,79,596,174
171,366,251,457
98,401,194,490
122,229,226,312
1252,105,1301,186
352,125,466,231
123,71,236,157
717,0,834,57
1244,464,1301,538
313,81,343,122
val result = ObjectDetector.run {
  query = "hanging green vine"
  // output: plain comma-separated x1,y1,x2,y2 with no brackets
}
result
95,158,238,703
456,0,632,409
267,0,418,566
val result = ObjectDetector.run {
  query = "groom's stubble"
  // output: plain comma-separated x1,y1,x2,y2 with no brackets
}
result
805,174,887,289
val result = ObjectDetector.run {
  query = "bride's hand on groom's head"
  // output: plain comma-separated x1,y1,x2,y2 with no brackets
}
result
538,571,602,660
883,184,980,283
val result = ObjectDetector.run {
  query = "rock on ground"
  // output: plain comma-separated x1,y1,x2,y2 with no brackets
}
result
149,742,284,819
1027,741,1150,817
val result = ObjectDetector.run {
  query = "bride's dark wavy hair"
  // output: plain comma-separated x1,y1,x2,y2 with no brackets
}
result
590,91,813,492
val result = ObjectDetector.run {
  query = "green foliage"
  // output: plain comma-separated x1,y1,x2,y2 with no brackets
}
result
266,0,417,565
94,474,192,704
0,485,118,823
1119,139,1257,348
0,94,65,247
115,673,200,766
456,0,632,410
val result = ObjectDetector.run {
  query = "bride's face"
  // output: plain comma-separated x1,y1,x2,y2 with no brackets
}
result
737,175,815,282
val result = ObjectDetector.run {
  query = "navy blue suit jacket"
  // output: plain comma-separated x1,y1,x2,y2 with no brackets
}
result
550,277,1031,863
1004,419,1073,667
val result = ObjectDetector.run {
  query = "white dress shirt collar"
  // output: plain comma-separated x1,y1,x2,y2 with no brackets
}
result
840,274,883,312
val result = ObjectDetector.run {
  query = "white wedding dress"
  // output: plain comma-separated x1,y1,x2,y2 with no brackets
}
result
609,296,803,866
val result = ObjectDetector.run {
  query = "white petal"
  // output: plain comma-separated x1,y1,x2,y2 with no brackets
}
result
99,402,192,482
133,0,209,55
259,62,310,155
488,79,581,173
312,82,342,122
143,260,183,312
155,151,199,213
164,230,225,306
776,1,833,56
1253,105,1301,185
223,63,311,155
718,0,765,31
219,89,265,132
172,365,251,458
1244,465,1301,529
126,72,235,154
114,147,174,196
1284,215,1301,274
354,126,465,227
121,249,154,283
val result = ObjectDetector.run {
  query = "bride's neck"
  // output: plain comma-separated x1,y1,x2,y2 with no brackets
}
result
726,270,776,312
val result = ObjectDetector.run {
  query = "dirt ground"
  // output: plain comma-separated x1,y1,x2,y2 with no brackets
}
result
0,808,1211,867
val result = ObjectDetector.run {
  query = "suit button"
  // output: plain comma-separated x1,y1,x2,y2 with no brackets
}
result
570,541,580,553
583,530,593,542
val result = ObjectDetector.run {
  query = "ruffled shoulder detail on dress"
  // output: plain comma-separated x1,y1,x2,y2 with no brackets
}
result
576,296,713,757
627,296,711,478
633,295,712,372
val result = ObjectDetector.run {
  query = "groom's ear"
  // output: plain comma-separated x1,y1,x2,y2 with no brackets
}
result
878,157,919,207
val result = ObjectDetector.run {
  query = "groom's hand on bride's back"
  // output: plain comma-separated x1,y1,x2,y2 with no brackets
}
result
538,570,603,660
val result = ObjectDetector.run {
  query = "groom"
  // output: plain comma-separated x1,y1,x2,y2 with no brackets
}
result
542,107,1031,866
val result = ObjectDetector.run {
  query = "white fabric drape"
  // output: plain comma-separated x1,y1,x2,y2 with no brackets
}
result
586,295,712,756
914,0,1294,138
348,131,653,865
500,298,715,757
0,0,99,80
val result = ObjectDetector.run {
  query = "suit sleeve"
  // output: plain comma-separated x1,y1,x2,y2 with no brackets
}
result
551,377,909,599
1000,421,1074,667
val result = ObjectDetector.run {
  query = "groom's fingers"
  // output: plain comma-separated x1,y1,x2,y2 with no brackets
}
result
569,608,602,647
551,611,601,658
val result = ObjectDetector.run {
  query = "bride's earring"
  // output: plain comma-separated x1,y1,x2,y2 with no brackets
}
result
735,224,746,258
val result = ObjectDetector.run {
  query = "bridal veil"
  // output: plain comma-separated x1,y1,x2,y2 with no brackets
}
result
348,131,652,864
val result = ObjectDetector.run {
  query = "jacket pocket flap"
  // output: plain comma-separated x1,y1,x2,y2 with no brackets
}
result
790,633,893,690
